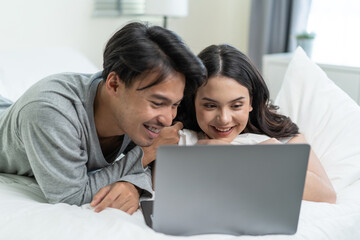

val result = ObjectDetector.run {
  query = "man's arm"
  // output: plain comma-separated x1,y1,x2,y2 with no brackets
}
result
19,102,152,207
89,123,183,211
90,156,153,213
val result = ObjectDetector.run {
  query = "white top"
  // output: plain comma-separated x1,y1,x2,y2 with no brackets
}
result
178,129,278,146
178,129,292,145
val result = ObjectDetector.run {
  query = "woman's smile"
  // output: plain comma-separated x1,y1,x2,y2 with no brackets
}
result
211,126,235,136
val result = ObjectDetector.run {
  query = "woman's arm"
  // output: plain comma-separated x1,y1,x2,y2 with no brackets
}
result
288,133,337,203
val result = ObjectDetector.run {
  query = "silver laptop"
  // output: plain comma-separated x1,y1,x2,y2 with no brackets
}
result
141,144,309,236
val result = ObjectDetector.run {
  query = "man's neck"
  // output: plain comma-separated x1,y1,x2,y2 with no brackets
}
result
99,135,124,161
93,81,124,138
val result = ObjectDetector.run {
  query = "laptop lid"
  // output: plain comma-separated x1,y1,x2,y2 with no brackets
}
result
149,144,309,236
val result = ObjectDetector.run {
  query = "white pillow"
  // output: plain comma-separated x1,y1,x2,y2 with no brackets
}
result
275,47,360,192
0,47,99,102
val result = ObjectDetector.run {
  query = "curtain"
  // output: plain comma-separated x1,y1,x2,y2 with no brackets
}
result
248,0,312,72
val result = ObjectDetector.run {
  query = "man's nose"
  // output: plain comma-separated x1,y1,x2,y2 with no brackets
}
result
158,107,174,127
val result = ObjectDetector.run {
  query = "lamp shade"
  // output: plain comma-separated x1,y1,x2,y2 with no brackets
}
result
145,0,188,17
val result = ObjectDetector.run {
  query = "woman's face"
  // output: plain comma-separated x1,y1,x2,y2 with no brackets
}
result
194,76,253,143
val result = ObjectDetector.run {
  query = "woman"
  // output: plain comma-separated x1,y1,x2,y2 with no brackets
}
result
175,44,336,203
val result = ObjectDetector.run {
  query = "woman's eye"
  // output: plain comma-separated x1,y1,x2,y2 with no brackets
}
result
204,103,216,109
232,104,243,109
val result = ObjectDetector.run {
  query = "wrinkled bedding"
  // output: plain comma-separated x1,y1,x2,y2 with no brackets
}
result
1,173,360,240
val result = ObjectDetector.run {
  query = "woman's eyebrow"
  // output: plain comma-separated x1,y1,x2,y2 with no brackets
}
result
201,97,218,103
201,96,245,103
229,96,245,103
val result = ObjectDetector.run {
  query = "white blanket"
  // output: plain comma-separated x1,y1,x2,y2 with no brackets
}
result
1,173,360,240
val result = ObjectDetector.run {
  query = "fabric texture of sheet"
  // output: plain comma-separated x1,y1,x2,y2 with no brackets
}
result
1,173,360,240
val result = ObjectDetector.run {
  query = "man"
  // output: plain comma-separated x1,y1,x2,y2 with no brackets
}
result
0,22,205,214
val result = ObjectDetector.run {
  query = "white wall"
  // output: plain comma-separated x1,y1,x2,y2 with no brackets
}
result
0,0,250,69
168,0,251,55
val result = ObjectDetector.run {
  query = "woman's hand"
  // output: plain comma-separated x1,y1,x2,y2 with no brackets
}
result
259,138,282,144
196,133,231,145
197,139,230,145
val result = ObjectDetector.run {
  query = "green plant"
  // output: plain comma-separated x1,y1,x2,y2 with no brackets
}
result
296,31,316,39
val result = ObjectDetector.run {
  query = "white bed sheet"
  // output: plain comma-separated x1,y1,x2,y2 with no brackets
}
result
1,172,360,240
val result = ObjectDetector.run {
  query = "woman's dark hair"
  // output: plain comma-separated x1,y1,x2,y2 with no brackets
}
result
102,22,206,95
176,44,298,138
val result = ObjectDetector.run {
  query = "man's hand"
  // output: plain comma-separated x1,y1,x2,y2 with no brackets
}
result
90,182,140,214
142,121,183,167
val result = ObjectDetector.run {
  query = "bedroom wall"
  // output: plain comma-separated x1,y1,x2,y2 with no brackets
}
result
0,0,250,69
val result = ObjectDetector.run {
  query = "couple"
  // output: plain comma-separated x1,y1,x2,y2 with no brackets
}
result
0,22,336,215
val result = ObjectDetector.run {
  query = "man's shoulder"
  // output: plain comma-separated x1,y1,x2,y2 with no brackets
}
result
19,72,100,104
11,73,96,121
39,72,95,87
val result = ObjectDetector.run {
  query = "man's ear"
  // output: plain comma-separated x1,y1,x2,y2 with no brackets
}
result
105,72,124,95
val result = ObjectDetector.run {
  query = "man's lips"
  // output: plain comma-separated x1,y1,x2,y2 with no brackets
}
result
144,124,162,139
144,124,161,134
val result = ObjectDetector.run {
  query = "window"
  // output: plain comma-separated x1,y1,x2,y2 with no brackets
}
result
306,0,360,66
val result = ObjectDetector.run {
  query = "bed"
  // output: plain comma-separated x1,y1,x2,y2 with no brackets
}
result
1,47,360,240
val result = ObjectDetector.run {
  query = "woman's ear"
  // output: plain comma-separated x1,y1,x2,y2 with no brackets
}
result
249,96,253,112
105,72,125,95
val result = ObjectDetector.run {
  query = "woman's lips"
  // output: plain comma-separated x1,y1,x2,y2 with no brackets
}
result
211,126,234,137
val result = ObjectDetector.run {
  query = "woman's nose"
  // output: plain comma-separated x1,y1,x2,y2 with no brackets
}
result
217,109,231,124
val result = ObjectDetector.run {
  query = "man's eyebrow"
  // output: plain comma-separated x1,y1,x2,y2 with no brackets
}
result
150,94,183,104
201,96,245,103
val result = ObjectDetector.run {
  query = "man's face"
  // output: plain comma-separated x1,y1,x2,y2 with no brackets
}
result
109,71,185,147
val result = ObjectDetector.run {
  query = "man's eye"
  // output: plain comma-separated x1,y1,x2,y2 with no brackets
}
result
151,101,163,107
172,103,180,109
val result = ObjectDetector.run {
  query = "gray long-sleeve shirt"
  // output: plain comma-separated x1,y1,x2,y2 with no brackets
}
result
0,72,152,205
